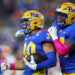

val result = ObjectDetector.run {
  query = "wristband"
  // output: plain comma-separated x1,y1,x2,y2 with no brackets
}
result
9,63,15,70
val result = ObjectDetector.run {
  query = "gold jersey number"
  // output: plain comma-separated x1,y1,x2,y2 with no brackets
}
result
24,42,36,56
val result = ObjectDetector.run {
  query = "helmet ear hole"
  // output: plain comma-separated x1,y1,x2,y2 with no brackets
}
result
34,22,38,24
71,17,74,20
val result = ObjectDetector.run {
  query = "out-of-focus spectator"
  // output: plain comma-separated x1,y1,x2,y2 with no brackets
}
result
18,0,39,11
11,0,40,20
69,0,75,3
0,0,17,17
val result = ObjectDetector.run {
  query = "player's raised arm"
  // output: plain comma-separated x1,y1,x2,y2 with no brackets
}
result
1,59,25,71
48,22,75,56
48,26,70,56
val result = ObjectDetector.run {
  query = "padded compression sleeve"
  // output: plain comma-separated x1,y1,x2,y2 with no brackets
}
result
53,39,70,56
37,52,56,69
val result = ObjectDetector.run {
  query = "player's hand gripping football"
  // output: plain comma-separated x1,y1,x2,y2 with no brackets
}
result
48,26,58,40
1,60,10,71
23,55,37,70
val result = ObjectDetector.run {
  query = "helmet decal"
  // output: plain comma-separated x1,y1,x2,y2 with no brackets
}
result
30,13,39,17
65,7,75,13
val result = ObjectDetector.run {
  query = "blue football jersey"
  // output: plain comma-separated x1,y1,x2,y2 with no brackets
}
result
52,22,75,73
23,30,53,75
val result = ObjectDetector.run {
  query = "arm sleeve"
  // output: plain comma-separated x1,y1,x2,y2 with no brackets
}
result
53,39,70,56
37,52,56,69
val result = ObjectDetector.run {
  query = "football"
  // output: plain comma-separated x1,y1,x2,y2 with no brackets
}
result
26,53,47,64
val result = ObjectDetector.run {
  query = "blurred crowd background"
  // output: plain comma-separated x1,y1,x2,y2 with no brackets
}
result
0,0,75,75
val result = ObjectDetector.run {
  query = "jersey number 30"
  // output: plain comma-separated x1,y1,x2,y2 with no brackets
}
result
24,42,36,55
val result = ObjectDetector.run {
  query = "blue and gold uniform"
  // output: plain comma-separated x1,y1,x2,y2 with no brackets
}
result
23,30,52,75
53,23,75,75
51,2,75,75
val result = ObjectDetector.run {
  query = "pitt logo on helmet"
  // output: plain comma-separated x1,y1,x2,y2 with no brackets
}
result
67,7,75,12
19,10,44,35
30,13,39,17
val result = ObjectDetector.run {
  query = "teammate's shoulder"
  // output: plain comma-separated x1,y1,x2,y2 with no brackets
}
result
66,23,75,37
68,23,75,31
70,23,75,32
68,23,75,44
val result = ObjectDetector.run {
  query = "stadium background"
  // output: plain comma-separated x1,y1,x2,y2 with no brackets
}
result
0,0,75,75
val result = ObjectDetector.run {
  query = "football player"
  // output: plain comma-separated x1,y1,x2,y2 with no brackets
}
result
1,10,57,75
48,2,75,75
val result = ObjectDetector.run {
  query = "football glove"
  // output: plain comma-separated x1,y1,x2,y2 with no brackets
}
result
1,60,10,71
23,55,37,70
48,27,58,40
